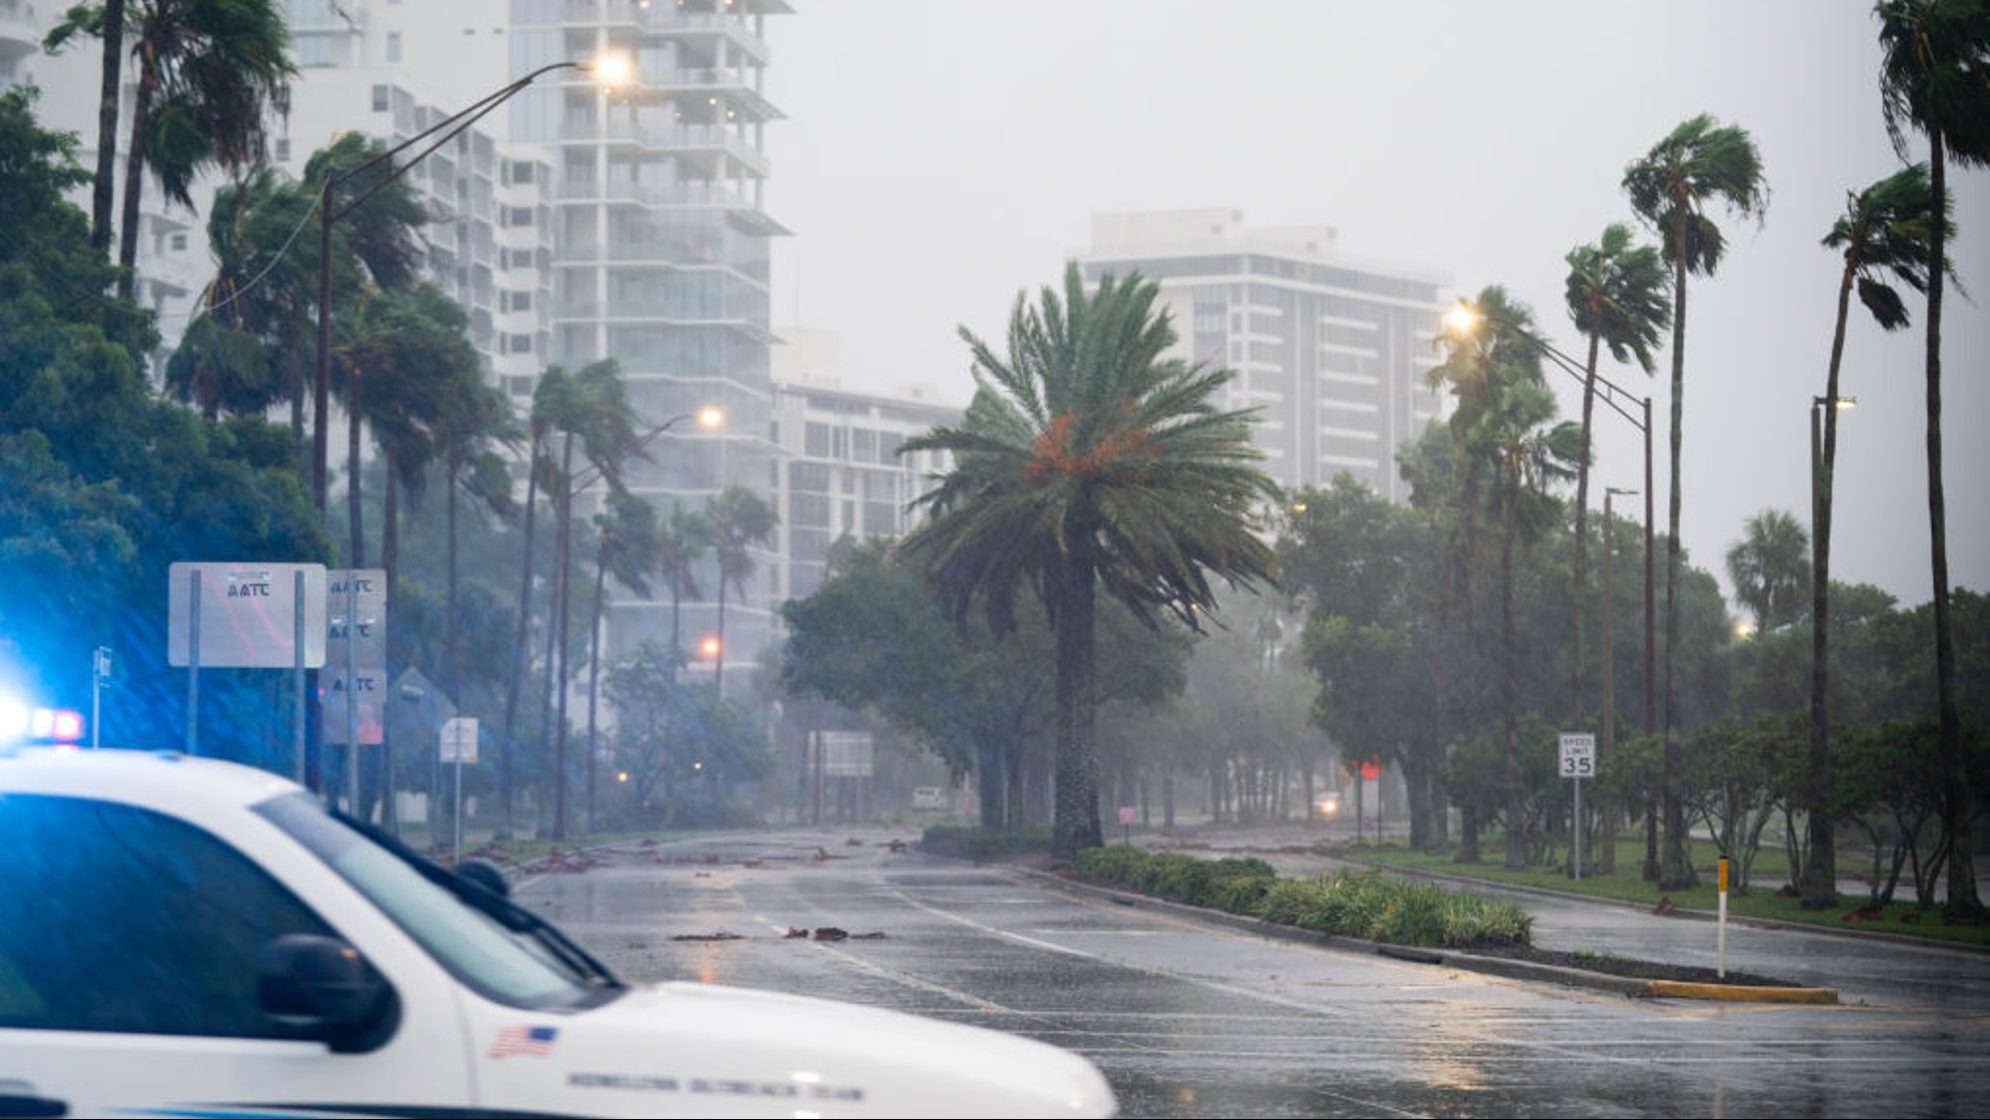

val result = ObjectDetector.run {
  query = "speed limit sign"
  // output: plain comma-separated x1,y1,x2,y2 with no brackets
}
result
1559,733,1596,778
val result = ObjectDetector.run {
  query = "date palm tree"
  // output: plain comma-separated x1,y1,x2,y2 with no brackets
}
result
1804,161,1943,908
899,263,1279,859
45,0,295,300
1562,225,1669,732
1622,113,1768,890
1876,0,1990,917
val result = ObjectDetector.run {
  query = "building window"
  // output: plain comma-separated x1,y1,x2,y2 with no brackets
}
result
274,137,290,162
169,233,187,252
371,84,389,112
508,207,533,227
386,32,401,63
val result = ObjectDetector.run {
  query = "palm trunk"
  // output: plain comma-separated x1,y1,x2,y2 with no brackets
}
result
500,429,545,836
1574,332,1602,730
347,387,364,566
1803,264,1855,909
714,572,727,696
585,531,608,836
1925,139,1978,916
551,433,576,840
445,459,460,697
91,0,125,253
1050,549,1102,860
1501,467,1525,870
1660,204,1695,891
116,60,154,300
379,465,399,834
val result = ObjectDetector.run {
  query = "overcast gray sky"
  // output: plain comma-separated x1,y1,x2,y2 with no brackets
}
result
764,1,1988,611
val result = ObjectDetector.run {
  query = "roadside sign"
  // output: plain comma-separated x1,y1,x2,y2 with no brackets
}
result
1558,733,1596,778
325,569,387,670
441,717,479,764
321,669,386,744
820,731,874,777
168,563,327,668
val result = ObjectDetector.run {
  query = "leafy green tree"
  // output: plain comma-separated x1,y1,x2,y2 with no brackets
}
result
0,87,325,763
1804,162,1943,907
704,483,777,696
1622,112,1768,890
1876,0,1990,917
900,263,1279,859
1563,223,1669,730
1725,509,1811,633
606,641,771,828
44,0,295,299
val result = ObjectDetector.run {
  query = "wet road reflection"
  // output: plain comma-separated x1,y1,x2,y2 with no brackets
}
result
521,831,1990,1118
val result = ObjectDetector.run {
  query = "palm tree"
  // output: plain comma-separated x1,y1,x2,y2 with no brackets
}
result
657,502,713,664
167,166,322,454
45,0,295,300
1562,225,1669,731
1725,509,1811,634
434,380,521,700
500,365,573,835
703,484,777,697
541,359,640,839
1433,287,1579,869
1876,0,1990,918
899,263,1280,859
1804,162,1943,908
585,487,661,831
1622,113,1768,890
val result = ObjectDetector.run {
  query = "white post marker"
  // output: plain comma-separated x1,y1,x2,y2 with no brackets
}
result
1559,733,1596,880
1718,856,1730,979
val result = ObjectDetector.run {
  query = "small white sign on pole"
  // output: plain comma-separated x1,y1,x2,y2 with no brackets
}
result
440,717,479,764
1558,733,1597,778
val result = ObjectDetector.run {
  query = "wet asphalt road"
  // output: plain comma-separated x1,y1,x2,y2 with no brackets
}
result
517,828,1990,1119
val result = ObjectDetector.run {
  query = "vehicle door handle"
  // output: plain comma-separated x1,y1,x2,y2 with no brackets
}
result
0,1092,67,1118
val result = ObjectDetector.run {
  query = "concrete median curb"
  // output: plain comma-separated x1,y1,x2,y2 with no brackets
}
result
999,862,1841,1004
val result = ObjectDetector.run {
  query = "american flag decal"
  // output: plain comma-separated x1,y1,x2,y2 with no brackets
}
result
489,1024,559,1058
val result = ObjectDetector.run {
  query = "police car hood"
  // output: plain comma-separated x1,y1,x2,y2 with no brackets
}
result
481,979,1115,1118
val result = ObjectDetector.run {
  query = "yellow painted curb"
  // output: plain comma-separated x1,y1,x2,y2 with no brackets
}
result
1646,980,1838,1004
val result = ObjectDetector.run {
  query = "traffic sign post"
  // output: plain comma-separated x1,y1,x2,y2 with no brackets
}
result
1559,733,1597,880
441,717,478,862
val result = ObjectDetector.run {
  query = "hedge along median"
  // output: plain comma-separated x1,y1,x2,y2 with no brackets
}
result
1071,847,1534,950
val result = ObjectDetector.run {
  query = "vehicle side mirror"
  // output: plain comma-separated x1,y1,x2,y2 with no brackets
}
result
457,859,510,899
257,933,399,1053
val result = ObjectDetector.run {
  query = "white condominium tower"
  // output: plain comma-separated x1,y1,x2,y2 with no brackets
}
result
1079,209,1449,505
508,0,790,684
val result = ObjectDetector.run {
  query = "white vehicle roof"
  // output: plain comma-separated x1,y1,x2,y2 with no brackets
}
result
0,746,300,814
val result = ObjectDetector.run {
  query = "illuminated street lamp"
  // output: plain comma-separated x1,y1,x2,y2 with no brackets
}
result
311,55,633,512
1445,298,1659,876
1805,394,1855,908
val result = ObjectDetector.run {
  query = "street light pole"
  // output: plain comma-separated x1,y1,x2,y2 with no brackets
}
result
1805,394,1855,908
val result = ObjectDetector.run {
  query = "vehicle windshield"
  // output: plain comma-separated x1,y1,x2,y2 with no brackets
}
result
257,792,621,1011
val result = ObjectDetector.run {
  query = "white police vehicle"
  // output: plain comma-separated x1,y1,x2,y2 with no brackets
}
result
0,747,1116,1118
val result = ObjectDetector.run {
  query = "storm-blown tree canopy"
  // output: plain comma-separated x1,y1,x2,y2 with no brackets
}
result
898,262,1280,859
0,87,325,761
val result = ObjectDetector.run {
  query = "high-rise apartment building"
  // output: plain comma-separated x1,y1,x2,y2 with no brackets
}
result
1079,209,1450,504
507,0,790,685
769,329,959,603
